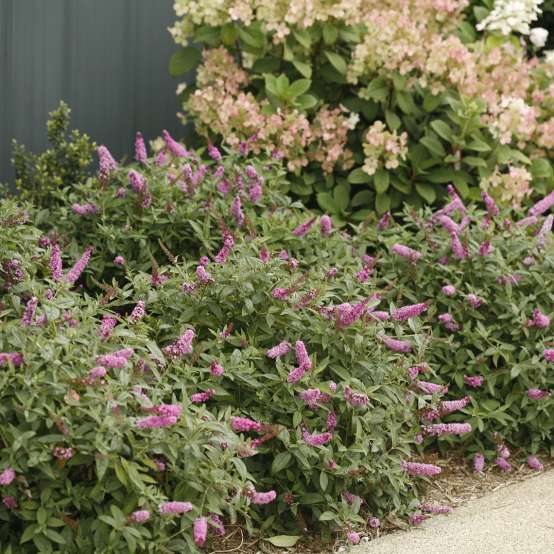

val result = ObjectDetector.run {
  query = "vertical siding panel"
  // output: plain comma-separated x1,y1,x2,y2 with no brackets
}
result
0,0,183,184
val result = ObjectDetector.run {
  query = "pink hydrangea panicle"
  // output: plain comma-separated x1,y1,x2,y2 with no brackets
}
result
159,501,193,515
527,388,550,400
130,510,150,524
65,246,93,285
527,455,544,471
266,341,291,359
135,132,147,163
526,309,550,329
392,302,428,321
320,215,333,235
464,375,484,388
97,145,118,182
190,389,215,403
543,349,554,362
528,190,554,217
379,335,412,353
21,296,38,327
392,243,421,262
473,453,485,473
50,244,63,281
247,488,277,505
302,428,332,447
231,416,262,433
441,284,456,296
0,468,16,486
194,517,208,546
347,531,361,545
420,503,452,514
162,130,188,158
495,457,512,472
2,496,17,509
163,329,195,358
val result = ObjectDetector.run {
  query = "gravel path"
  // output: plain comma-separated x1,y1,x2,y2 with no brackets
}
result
352,469,554,554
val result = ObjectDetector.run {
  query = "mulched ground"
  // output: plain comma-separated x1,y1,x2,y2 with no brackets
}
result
206,452,552,554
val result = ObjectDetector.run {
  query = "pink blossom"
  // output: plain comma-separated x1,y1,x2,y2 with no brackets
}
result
473,453,485,473
129,300,146,324
72,203,99,216
130,510,150,524
50,244,63,281
482,191,499,217
0,468,15,486
544,349,554,362
441,285,456,296
392,302,427,321
215,231,234,264
392,243,421,262
0,352,23,368
196,265,214,284
114,255,125,266
495,457,512,472
97,145,118,181
86,366,107,383
347,531,361,545
537,214,553,249
377,212,391,230
21,297,38,327
65,246,93,285
479,241,493,256
370,310,390,321
163,329,195,358
302,428,332,447
287,365,308,383
98,315,117,341
450,232,468,259
194,517,208,546
327,411,337,431
210,362,224,376
191,389,215,403
527,388,549,400
527,455,544,471
437,214,460,235
162,130,188,158
231,416,262,433
156,404,183,418
415,380,448,395
526,309,550,329
135,132,147,163
368,517,381,528
528,190,554,216
356,265,373,283
136,415,178,429
438,313,459,332
292,217,316,237
210,514,225,536
231,196,244,226
208,143,222,162
295,341,311,370
344,386,369,407
299,388,330,408
464,375,484,388
159,501,193,515
267,341,291,358
320,215,333,235
259,247,270,263
517,215,538,227
466,294,484,308
409,514,429,526
420,503,452,514
249,183,262,202
53,447,74,460
401,461,442,477
440,396,470,416
2,496,17,509
422,423,472,436
379,335,412,353
248,488,276,505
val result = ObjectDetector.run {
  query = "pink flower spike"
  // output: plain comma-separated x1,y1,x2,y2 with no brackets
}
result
114,255,125,266
421,423,472,436
231,416,262,433
159,501,193,515
464,375,484,388
302,429,332,447
544,349,554,362
419,503,452,514
248,489,277,505
415,381,448,395
65,247,93,285
392,302,427,321
527,455,544,471
129,300,146,324
163,329,195,359
135,132,147,163
401,461,441,477
409,514,429,526
528,190,554,217
2,496,17,509
292,217,316,237
267,341,291,359
379,335,412,353
295,341,311,370
130,510,150,524
441,285,456,296
0,468,16,486
210,362,224,376
347,531,361,545
495,457,512,472
368,517,381,528
190,389,215,404
392,243,421,262
527,388,549,400
50,244,63,281
526,309,550,329
97,145,118,182
194,517,208,547
21,297,38,327
320,215,333,235
162,130,188,158
473,453,485,473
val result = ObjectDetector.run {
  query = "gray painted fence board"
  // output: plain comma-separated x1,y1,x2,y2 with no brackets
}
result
0,0,186,184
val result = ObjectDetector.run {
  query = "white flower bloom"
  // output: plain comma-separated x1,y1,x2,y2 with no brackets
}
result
476,0,543,36
545,50,554,66
529,27,548,47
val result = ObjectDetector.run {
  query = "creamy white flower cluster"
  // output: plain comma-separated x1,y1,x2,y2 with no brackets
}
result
476,0,543,35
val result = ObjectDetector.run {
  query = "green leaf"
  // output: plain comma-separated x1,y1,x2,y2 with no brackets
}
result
415,183,437,204
324,51,347,74
220,23,238,45
20,524,39,544
295,94,318,110
333,184,350,213
348,168,370,184
375,193,390,214
292,59,312,79
293,29,312,50
430,120,453,141
351,190,372,207
423,93,443,112
265,536,301,547
420,136,446,157
319,511,336,521
43,530,66,545
322,23,338,45
365,78,389,102
463,156,488,168
530,158,552,179
428,167,455,183
467,139,491,152
168,47,201,77
316,192,338,214
374,169,390,194
252,57,281,74
319,471,328,491
385,110,401,131
287,79,312,99
271,452,292,474
238,27,265,48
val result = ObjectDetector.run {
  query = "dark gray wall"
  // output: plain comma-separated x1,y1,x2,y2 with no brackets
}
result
0,0,185,184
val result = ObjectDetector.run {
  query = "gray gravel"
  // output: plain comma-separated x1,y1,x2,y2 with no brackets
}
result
351,470,554,554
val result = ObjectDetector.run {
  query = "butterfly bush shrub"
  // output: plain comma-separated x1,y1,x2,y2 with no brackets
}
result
359,190,554,462
169,0,554,217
